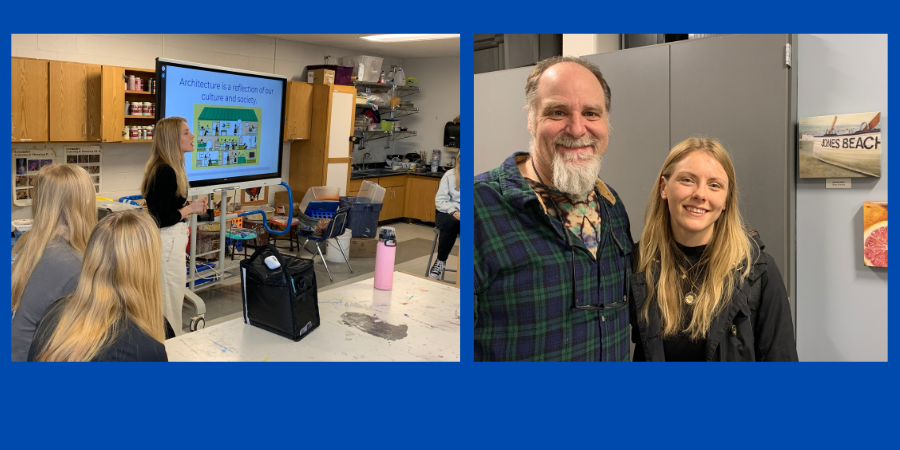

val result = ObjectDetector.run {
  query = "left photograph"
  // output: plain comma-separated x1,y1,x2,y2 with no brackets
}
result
11,33,461,362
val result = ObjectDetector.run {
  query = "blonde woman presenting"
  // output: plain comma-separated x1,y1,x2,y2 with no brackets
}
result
28,210,167,362
141,117,207,336
630,137,797,361
11,165,97,361
429,154,461,279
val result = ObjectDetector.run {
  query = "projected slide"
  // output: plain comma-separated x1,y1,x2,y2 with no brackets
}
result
157,59,285,187
193,105,261,169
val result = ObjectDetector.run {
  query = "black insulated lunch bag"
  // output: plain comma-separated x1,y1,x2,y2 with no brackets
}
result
240,244,320,341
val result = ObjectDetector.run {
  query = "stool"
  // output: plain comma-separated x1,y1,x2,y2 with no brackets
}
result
267,217,301,252
225,228,257,260
425,227,458,281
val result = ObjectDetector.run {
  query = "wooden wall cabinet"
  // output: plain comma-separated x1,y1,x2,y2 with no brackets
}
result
405,177,440,222
288,84,355,197
50,61,101,142
284,81,313,141
11,57,49,143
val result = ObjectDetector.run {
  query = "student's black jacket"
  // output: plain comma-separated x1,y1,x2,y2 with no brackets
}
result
629,235,799,361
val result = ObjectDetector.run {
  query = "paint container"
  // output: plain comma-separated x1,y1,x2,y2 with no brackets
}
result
149,103,155,118
123,126,130,140
128,75,136,91
147,125,153,140
130,127,139,140
125,101,131,116
142,102,152,117
373,226,397,290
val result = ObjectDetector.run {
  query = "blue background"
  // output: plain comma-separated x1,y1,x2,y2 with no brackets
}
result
3,1,897,448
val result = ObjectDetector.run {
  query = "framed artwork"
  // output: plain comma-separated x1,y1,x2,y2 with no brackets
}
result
799,111,883,178
241,186,269,206
863,201,887,268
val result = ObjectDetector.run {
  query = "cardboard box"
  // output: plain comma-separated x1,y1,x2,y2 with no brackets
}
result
274,191,291,214
349,237,378,258
308,69,335,85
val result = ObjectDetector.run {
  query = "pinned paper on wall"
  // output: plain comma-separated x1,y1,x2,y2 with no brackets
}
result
64,146,103,194
863,201,887,268
12,147,57,207
242,186,269,206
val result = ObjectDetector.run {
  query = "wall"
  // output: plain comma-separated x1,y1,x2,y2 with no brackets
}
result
387,56,460,168
10,34,403,219
562,34,620,57
795,34,888,361
473,66,533,175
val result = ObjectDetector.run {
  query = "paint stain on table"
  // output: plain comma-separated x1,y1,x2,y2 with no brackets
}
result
340,312,408,341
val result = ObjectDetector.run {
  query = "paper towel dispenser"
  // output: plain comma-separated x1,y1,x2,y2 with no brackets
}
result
443,121,460,148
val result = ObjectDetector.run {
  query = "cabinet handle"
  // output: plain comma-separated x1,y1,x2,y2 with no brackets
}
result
90,123,94,136
83,124,86,136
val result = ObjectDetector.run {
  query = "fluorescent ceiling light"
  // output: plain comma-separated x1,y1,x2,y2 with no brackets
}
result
361,34,459,43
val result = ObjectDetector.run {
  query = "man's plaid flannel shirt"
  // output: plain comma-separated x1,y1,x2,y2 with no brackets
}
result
474,153,634,361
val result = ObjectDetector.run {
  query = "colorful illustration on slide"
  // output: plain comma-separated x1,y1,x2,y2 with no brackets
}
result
192,104,262,169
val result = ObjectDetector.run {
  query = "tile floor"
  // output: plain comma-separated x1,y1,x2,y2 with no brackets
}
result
179,222,459,332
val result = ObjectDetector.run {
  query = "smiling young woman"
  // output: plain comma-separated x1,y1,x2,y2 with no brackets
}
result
629,136,798,362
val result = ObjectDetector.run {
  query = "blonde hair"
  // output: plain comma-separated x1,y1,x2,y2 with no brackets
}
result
142,117,190,199
11,165,97,313
33,210,164,362
638,136,754,340
455,153,461,190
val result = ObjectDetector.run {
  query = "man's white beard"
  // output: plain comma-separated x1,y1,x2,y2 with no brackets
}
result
550,136,603,196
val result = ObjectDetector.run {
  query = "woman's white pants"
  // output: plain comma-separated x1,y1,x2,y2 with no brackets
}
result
159,222,188,337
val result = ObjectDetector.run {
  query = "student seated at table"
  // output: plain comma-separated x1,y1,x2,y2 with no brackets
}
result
11,164,97,362
429,154,461,279
28,210,168,362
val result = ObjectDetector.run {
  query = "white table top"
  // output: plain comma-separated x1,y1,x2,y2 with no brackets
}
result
165,272,460,362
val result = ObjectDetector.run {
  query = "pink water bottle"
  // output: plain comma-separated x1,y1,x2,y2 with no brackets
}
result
373,226,397,290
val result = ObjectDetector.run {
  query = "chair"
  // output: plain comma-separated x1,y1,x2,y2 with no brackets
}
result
425,227,458,281
298,206,352,282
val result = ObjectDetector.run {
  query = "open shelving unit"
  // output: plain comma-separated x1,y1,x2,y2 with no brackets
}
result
122,67,156,143
352,80,421,150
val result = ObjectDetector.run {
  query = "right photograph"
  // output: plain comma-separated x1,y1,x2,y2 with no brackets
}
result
472,34,888,362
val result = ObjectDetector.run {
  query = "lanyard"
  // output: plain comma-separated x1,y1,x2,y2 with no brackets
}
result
530,158,628,311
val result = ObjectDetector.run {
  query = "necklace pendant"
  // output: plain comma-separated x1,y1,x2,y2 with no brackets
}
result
681,273,687,279
684,292,696,305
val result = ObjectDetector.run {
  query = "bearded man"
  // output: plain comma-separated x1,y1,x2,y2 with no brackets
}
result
474,56,634,361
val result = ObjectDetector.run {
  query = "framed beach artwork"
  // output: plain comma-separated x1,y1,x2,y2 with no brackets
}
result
863,201,887,268
241,186,269,206
799,112,883,178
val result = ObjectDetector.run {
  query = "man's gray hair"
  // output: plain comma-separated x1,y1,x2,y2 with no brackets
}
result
524,56,612,127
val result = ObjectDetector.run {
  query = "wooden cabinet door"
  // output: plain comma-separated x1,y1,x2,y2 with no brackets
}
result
85,64,102,141
405,177,439,222
284,81,312,140
100,65,125,142
11,58,49,142
50,61,88,141
390,185,406,220
381,187,398,221
405,177,429,221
